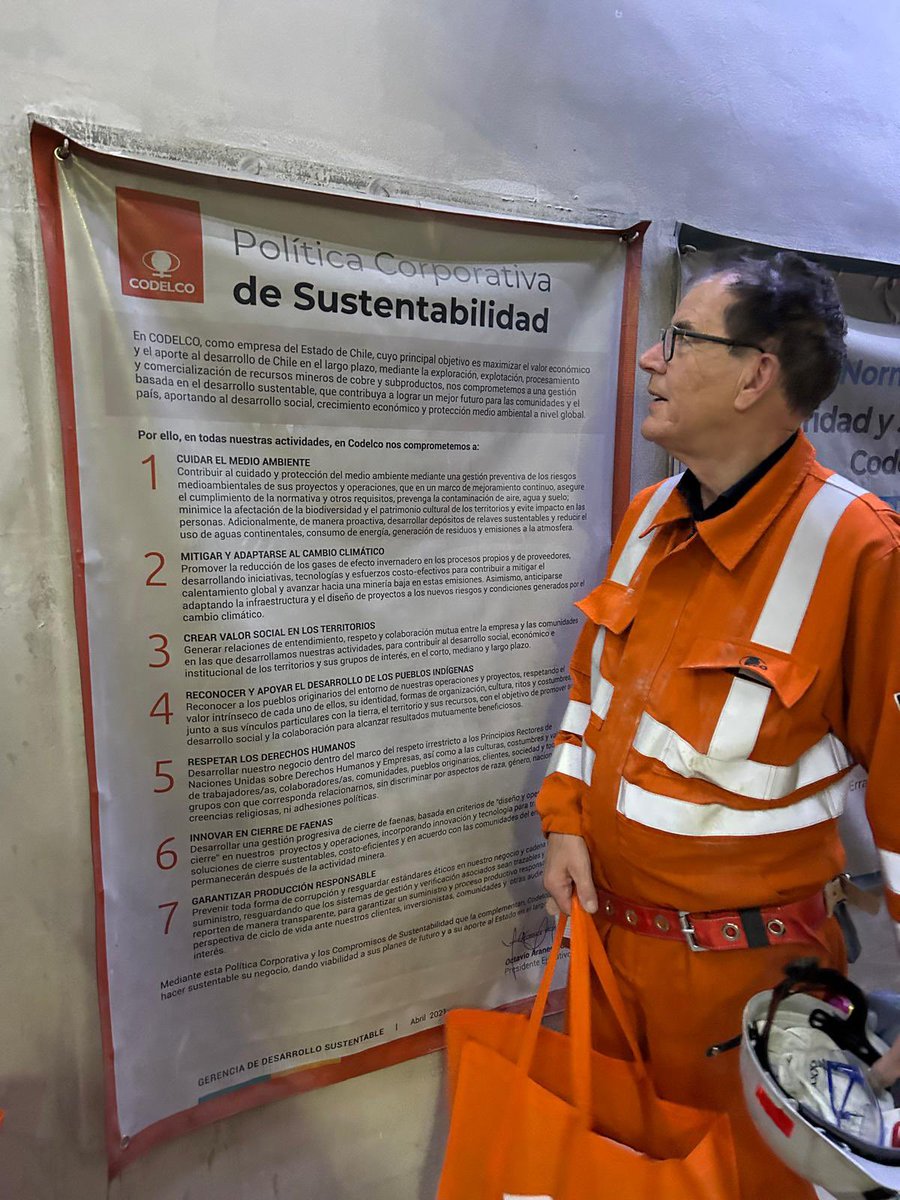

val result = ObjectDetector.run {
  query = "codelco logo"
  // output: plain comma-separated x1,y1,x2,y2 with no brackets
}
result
116,188,204,303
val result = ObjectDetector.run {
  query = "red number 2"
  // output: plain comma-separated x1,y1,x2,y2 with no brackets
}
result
144,553,167,587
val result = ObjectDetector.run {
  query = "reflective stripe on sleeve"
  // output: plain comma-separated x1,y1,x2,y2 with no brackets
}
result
633,712,852,800
879,848,900,895
582,744,596,787
545,742,586,782
708,477,861,762
616,775,849,837
559,700,591,737
590,627,614,720
610,474,682,586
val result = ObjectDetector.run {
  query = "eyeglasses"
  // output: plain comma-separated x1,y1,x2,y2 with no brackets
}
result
660,324,765,363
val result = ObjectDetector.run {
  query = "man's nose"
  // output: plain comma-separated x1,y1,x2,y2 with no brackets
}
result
639,338,666,373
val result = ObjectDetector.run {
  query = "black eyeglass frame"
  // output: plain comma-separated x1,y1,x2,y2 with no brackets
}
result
660,324,766,363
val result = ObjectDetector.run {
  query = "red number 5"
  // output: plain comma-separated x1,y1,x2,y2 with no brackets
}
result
154,761,174,792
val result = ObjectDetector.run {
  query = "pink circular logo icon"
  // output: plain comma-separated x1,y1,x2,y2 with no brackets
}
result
142,249,181,277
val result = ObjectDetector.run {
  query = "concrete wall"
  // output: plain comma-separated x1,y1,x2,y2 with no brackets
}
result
3,3,900,1196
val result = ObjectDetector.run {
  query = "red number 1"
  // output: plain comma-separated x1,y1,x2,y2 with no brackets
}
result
142,454,157,490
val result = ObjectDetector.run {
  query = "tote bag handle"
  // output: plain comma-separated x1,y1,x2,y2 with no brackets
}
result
513,908,569,1074
575,898,647,1068
516,898,648,1127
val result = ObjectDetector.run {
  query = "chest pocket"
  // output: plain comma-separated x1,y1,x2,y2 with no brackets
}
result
686,636,819,755
635,636,850,801
577,580,639,723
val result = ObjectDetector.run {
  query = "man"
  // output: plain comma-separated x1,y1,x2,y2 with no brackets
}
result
537,252,900,1199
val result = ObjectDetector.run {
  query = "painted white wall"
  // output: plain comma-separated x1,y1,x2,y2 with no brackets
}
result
3,2,900,1197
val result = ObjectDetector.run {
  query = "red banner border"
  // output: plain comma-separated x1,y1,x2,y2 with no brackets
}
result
29,120,645,1176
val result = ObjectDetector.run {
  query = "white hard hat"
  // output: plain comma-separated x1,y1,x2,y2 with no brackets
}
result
741,960,900,1200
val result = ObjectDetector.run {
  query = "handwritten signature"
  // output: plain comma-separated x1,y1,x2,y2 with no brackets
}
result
502,915,554,976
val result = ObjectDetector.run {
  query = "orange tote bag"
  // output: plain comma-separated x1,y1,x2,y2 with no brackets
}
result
438,899,738,1199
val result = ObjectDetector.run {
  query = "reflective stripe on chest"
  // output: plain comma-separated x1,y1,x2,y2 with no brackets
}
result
546,476,682,787
592,473,683,718
613,473,865,836
707,477,863,761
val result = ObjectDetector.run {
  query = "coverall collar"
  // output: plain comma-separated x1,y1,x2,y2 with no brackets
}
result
678,432,799,523
645,431,816,571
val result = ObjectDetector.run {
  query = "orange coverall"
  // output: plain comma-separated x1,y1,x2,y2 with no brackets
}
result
535,434,900,1198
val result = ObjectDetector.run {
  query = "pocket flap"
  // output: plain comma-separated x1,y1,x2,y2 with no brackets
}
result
681,637,818,708
575,579,639,634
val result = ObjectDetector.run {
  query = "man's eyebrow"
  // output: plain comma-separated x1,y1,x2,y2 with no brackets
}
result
673,319,696,331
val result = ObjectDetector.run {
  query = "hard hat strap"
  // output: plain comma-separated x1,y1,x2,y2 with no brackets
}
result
755,958,871,1076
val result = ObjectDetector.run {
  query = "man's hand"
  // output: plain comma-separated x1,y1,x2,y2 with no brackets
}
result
543,832,599,917
871,1034,900,1090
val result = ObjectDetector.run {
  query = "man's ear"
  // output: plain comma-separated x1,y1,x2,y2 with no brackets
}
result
734,351,781,413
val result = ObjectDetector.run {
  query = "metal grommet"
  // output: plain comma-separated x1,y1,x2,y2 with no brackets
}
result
54,137,71,162
625,909,638,926
767,918,786,938
603,900,615,917
653,914,670,932
722,922,741,941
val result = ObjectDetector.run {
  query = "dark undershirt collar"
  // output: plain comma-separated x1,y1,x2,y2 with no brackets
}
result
677,432,799,522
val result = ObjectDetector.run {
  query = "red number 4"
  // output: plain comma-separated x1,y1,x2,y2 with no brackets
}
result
150,693,173,724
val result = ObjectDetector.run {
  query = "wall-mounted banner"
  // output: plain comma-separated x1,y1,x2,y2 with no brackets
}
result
821,316,900,510
33,124,645,1170
677,225,900,511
